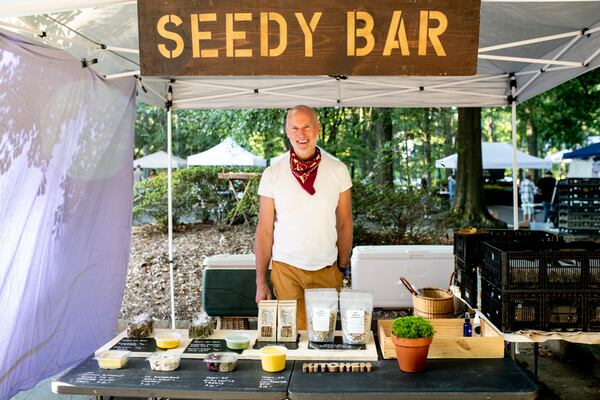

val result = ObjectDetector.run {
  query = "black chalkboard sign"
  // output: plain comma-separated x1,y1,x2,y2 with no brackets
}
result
308,336,365,350
253,335,300,350
110,338,156,352
55,356,293,399
184,339,243,354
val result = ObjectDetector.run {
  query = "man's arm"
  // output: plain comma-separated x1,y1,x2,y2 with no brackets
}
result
336,188,353,268
255,195,275,304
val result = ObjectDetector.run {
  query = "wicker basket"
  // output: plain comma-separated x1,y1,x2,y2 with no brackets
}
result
400,277,455,319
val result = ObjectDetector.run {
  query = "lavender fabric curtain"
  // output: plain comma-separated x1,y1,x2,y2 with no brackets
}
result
0,28,136,399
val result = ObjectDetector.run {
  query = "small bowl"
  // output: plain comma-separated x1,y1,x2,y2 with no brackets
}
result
204,352,239,372
147,352,181,371
95,350,130,369
155,332,181,349
260,346,286,372
224,333,251,350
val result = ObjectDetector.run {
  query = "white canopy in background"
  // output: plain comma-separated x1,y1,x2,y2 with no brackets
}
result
545,149,573,164
435,142,552,170
133,150,187,169
187,137,267,167
0,1,599,109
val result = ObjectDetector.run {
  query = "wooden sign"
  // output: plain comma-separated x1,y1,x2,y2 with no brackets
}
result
138,0,481,76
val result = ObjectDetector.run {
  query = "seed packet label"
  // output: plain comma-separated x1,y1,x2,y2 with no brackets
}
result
346,310,365,334
312,308,330,331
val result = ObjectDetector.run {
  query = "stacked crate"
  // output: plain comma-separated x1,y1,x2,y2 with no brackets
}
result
480,241,600,332
557,178,600,235
453,230,560,309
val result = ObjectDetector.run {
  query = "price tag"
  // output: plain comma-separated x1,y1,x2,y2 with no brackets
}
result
312,308,330,331
346,310,365,334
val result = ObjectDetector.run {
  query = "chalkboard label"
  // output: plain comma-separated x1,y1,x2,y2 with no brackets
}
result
308,336,365,350
184,339,242,354
258,375,288,389
140,374,181,386
110,338,156,352
73,371,125,386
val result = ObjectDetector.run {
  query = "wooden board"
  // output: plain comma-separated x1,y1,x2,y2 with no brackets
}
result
378,318,504,359
138,0,481,76
97,329,378,361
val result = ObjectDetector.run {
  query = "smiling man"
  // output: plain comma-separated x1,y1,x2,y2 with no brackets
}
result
254,105,353,329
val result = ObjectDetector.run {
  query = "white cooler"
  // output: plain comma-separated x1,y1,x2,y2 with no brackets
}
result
351,245,454,308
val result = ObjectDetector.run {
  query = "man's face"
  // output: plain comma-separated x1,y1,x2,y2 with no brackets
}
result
286,109,320,160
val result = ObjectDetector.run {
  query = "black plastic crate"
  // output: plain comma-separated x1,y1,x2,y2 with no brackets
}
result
545,292,585,331
589,255,600,289
585,294,600,331
454,229,559,265
545,249,586,290
480,279,544,332
481,242,544,290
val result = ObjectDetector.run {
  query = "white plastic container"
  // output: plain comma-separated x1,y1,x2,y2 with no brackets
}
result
204,254,257,269
351,245,454,308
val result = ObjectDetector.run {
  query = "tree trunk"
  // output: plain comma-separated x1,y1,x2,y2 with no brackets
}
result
455,108,504,227
372,108,394,187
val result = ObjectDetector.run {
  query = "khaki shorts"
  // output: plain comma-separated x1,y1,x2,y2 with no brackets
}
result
271,260,344,330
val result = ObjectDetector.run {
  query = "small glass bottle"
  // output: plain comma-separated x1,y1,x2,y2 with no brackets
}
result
473,313,482,336
463,312,472,337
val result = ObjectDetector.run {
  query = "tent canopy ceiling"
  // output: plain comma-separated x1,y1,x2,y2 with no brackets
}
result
1,1,599,109
187,137,267,167
435,142,553,169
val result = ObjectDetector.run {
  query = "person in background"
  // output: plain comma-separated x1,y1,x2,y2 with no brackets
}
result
134,165,144,184
519,173,537,223
420,173,428,189
254,105,353,330
537,170,556,223
447,173,456,208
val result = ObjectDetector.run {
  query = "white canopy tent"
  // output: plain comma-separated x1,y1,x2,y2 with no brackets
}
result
544,149,573,164
436,142,552,170
133,150,187,169
2,0,600,330
187,137,267,167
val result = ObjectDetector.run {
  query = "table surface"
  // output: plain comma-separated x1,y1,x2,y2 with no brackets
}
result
289,358,539,400
52,356,292,399
53,356,538,400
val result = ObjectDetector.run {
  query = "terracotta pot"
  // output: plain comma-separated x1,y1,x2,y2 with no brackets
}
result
391,335,433,372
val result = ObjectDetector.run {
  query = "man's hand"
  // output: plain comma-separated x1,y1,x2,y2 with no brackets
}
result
256,282,272,304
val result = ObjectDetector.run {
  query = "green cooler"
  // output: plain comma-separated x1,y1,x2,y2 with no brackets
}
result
202,254,273,317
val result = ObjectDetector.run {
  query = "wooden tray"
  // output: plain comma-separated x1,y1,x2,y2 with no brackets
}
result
377,318,504,359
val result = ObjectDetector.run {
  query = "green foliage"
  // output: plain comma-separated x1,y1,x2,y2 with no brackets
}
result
391,316,435,339
133,167,261,229
352,181,452,244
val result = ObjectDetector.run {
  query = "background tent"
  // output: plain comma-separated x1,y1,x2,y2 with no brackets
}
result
563,143,600,159
545,149,573,164
133,150,187,169
187,137,266,167
435,142,552,170
564,143,600,178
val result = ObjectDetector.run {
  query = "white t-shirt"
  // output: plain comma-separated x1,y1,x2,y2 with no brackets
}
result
258,149,352,271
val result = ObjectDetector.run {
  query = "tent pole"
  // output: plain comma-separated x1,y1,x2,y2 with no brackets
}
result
510,74,519,231
166,86,176,329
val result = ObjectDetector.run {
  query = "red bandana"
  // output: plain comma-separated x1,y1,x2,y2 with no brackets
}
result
289,147,321,195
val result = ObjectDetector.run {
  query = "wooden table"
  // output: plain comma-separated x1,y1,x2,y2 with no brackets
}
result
217,172,261,225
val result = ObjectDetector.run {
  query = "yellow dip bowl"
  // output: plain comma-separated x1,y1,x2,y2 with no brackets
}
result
260,346,286,372
155,332,181,349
